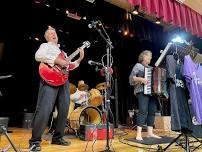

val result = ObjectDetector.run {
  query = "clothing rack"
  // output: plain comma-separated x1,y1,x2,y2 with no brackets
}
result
155,42,202,67
155,42,202,152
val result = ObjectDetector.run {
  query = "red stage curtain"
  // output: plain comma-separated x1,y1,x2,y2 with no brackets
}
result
128,0,202,38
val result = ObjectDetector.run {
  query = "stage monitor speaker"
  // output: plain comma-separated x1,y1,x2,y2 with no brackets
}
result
21,112,33,129
189,103,202,138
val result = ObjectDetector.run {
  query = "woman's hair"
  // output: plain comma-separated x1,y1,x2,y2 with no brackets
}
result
44,26,56,40
138,50,152,63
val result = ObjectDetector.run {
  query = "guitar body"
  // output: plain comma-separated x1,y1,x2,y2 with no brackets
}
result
39,63,69,86
39,52,69,86
38,41,91,86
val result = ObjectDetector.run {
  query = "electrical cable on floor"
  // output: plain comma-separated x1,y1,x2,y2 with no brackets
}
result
91,124,98,152
84,123,99,152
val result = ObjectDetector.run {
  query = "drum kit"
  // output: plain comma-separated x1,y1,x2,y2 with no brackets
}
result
67,82,109,132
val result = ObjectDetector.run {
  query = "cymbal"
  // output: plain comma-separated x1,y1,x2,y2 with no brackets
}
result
96,82,110,90
78,84,89,91
69,83,77,94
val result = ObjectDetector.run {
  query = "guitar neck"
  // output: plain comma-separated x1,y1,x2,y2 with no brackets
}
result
67,41,90,60
68,49,80,60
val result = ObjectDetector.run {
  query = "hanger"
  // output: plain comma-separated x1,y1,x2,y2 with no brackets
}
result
155,42,200,67
173,44,180,64
193,53,202,64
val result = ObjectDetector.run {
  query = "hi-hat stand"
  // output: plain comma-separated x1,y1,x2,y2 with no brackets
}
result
0,126,19,152
90,20,114,152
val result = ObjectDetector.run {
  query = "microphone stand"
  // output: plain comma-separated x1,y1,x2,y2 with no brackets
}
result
94,22,114,152
0,126,19,152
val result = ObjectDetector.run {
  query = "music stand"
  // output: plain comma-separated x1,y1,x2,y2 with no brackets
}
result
0,117,19,152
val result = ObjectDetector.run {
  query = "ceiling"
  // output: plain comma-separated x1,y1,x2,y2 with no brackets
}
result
183,0,202,15
104,0,133,12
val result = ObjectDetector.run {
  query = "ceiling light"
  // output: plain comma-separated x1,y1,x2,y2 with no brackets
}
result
155,18,161,24
176,0,185,4
82,16,87,20
171,36,184,43
66,10,69,15
132,5,139,15
85,0,95,3
34,37,40,41
132,10,138,15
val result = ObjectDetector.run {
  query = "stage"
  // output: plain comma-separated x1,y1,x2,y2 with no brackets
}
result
1,127,201,152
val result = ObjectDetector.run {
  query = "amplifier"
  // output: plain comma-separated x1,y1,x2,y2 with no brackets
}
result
79,123,114,141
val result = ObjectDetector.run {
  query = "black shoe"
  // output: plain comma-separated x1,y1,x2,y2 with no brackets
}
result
51,138,71,146
29,143,41,151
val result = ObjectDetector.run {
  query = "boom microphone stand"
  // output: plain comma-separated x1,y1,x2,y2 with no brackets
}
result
92,20,114,152
0,126,19,152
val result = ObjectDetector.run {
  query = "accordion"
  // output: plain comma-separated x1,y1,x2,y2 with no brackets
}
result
144,67,168,98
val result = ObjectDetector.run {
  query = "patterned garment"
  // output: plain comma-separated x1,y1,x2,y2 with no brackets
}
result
129,63,149,94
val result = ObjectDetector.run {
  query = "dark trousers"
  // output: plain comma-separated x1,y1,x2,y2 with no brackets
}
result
136,93,157,127
29,80,70,144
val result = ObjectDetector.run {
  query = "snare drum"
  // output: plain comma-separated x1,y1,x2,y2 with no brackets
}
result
88,88,103,107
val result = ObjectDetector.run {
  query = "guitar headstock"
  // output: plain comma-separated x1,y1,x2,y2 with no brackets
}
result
81,41,91,49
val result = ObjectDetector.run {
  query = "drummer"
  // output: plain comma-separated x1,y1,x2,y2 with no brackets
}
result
70,80,89,108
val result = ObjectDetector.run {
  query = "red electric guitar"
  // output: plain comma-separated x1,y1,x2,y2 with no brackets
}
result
39,41,91,86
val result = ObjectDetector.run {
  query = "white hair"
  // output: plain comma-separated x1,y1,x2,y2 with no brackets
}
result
44,26,56,41
138,50,152,63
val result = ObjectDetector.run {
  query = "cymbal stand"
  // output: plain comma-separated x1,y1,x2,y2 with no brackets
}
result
101,89,105,109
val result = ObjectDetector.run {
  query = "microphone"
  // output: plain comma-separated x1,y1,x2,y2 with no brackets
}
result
88,60,103,66
88,21,99,28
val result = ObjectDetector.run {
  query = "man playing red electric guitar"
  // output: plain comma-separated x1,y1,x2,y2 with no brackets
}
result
29,26,84,151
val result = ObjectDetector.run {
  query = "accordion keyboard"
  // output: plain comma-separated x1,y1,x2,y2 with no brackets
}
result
144,67,153,95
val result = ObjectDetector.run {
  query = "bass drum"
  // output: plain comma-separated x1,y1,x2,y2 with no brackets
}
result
69,105,102,130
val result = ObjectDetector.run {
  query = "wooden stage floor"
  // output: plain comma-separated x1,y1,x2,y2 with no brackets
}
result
0,127,202,152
